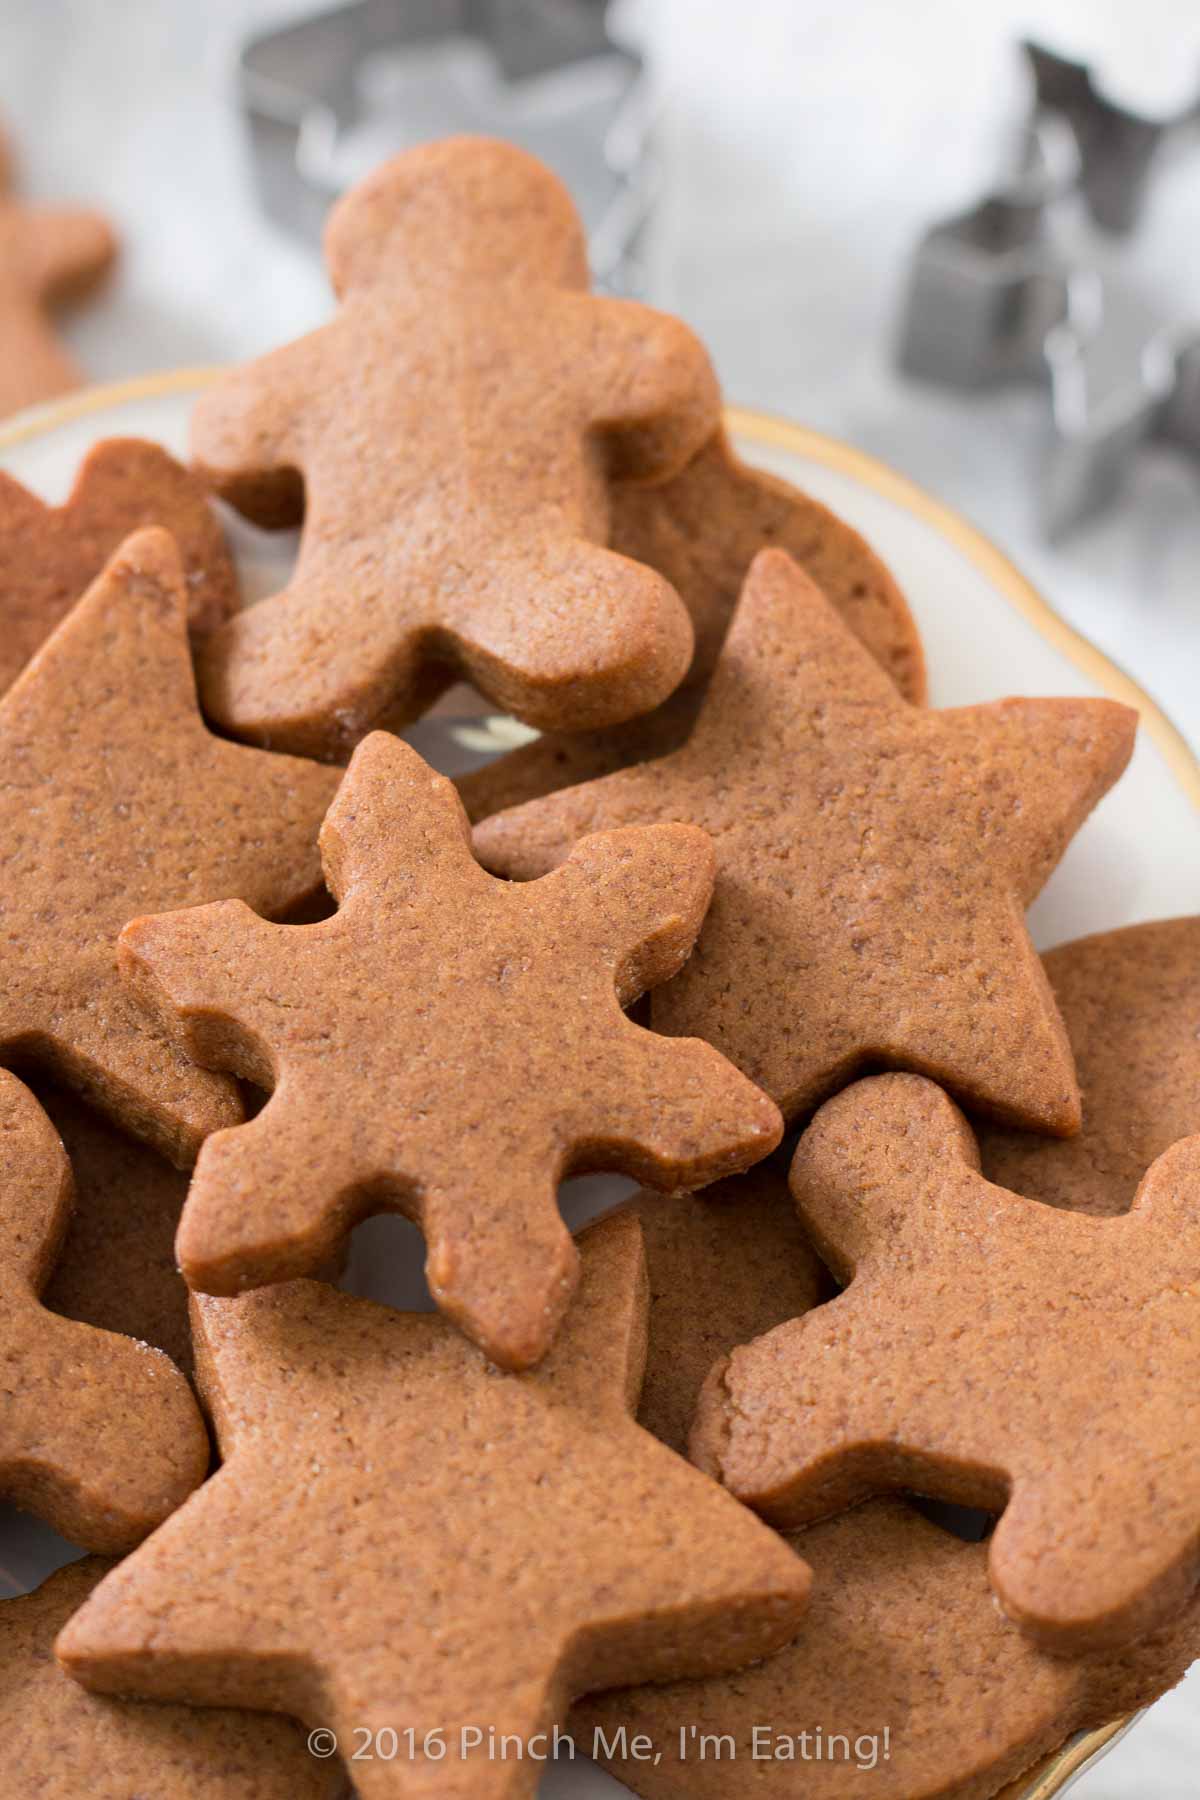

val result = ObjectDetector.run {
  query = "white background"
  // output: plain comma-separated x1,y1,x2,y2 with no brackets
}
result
1,1,1197,1793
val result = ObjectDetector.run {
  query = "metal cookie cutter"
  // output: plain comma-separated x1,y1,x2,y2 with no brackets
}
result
897,40,1200,538
238,0,656,293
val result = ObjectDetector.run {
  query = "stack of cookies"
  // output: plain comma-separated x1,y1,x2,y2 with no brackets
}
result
0,136,1195,1800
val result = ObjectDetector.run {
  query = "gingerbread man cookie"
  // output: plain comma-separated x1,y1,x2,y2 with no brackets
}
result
0,1069,207,1551
192,135,722,758
693,1072,1200,1653
1,1559,342,1800
580,1169,1200,1800
58,1215,811,1800
0,527,341,1165
578,1498,1200,1800
119,728,781,1368
0,122,116,418
980,915,1200,1214
476,548,1136,1133
457,429,925,824
0,437,237,695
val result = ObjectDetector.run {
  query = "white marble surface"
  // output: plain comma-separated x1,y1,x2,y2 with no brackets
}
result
0,0,1197,1793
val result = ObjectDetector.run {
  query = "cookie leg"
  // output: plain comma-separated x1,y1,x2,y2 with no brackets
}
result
445,538,695,733
1,1302,208,1550
991,1466,1200,1654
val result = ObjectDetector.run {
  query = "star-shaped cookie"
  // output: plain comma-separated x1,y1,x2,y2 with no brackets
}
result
0,526,341,1164
475,547,1136,1132
58,1214,812,1800
980,916,1200,1213
456,428,926,824
693,1072,1200,1653
0,122,116,417
0,436,238,695
0,1069,207,1551
579,1167,1200,1800
192,135,721,758
1,1559,342,1800
119,728,782,1368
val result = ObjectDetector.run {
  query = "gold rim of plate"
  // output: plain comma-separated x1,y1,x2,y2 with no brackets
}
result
3,373,1195,1798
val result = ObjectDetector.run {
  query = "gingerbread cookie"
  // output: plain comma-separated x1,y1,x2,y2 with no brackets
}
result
0,122,116,418
614,1163,833,1456
979,916,1200,1214
119,728,781,1368
0,1069,207,1551
192,135,722,758
476,548,1136,1133
2,1559,342,1799
0,527,341,1165
0,437,237,695
578,1499,1200,1800
694,1072,1200,1653
579,1164,1200,1800
58,1214,811,1800
457,430,926,824
37,1081,192,1374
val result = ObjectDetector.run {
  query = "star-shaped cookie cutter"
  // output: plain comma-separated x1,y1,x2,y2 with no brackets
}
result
238,0,656,292
897,40,1200,538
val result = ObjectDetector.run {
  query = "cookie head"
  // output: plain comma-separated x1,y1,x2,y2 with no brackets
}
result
324,134,589,295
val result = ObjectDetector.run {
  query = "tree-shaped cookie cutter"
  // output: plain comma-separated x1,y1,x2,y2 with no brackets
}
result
238,0,656,293
897,39,1200,539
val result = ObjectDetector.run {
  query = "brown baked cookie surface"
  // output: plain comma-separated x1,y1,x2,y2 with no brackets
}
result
577,1499,1200,1800
0,1069,207,1551
2,1559,341,1799
577,1166,1199,1800
36,1081,192,1374
57,1214,811,1800
476,548,1135,1134
0,527,341,1166
119,728,781,1369
0,437,237,695
693,1072,1200,1655
457,429,925,824
979,916,1200,1214
0,122,116,418
192,135,723,759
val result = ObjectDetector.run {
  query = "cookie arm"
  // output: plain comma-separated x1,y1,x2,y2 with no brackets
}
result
0,1311,209,1552
190,344,310,527
571,295,721,482
24,206,116,302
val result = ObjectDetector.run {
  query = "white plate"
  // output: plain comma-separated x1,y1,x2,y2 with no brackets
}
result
1,375,1197,1800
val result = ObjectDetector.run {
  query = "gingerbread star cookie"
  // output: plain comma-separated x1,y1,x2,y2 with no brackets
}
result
0,122,116,418
119,728,781,1368
58,1214,811,1800
980,916,1200,1214
2,1559,342,1800
693,1072,1200,1653
476,547,1136,1133
0,526,341,1165
457,429,925,823
0,1069,207,1551
579,1170,1200,1800
0,436,238,695
192,135,722,758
